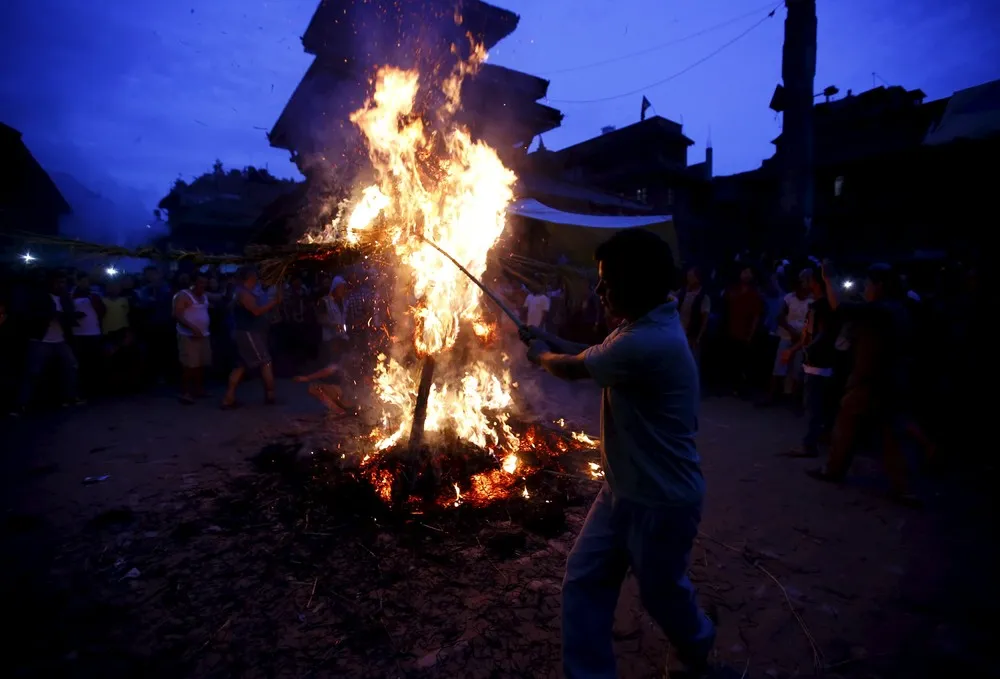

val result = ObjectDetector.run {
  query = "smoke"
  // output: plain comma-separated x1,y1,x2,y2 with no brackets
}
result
51,171,166,248
290,0,476,222
504,334,601,429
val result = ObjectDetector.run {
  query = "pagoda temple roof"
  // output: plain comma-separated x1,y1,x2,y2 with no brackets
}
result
302,0,519,59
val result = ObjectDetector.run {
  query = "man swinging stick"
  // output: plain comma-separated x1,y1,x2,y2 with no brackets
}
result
521,229,718,679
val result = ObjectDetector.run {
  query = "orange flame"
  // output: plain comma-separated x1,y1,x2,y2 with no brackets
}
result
308,44,518,459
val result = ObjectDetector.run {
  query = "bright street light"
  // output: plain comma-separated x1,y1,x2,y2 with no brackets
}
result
21,252,36,263
106,266,119,277
842,279,854,290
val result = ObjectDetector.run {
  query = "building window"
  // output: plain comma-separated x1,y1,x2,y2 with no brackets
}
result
635,187,648,203
834,176,844,197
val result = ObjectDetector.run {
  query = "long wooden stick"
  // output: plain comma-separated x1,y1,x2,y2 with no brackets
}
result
420,237,525,331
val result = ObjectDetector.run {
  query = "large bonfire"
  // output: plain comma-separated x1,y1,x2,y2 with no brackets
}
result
305,42,595,507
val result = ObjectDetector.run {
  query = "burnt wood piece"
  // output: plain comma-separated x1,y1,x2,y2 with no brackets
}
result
408,355,437,451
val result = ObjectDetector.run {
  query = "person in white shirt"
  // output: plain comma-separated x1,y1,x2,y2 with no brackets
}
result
318,276,349,365
71,273,105,398
523,288,551,329
174,272,213,404
768,269,814,402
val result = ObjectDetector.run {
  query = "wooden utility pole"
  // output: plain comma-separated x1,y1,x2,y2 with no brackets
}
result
776,0,818,240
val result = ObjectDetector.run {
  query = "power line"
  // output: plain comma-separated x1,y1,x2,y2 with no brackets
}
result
545,4,782,105
540,2,782,76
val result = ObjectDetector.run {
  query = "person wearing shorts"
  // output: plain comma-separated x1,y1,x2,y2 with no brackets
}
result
221,267,281,408
174,272,212,403
769,269,813,402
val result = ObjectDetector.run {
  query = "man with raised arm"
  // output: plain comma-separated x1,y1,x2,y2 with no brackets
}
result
522,228,716,679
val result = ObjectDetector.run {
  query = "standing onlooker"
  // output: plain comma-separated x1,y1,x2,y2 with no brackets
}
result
221,267,282,408
722,266,762,396
102,278,135,392
137,266,175,385
678,266,710,364
13,272,81,414
767,269,814,404
782,272,837,456
71,273,105,398
759,270,785,384
808,263,920,506
174,272,212,404
318,276,349,365
523,286,551,329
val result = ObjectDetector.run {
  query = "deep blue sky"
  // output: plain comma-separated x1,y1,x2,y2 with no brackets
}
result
2,0,998,209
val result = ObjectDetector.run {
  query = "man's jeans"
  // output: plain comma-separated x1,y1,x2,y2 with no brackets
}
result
562,484,715,679
802,373,834,451
19,340,78,406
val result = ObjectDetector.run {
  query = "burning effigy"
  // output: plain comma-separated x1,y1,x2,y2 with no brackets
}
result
299,42,599,510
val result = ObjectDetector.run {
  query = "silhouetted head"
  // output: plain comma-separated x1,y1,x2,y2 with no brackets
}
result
685,266,702,289
864,263,899,302
796,269,814,298
330,276,347,301
739,266,755,285
593,229,676,322
236,265,258,289
144,265,161,285
75,272,90,294
48,271,67,296
192,272,208,296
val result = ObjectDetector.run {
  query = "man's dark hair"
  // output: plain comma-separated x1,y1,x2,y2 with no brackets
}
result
235,265,257,282
594,228,677,308
867,262,901,298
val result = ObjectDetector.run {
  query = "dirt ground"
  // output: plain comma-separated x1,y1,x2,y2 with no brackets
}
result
1,373,994,679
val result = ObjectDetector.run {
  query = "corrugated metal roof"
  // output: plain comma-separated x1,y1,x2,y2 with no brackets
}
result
924,79,1000,145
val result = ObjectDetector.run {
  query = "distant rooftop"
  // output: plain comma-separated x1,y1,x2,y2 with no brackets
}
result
301,0,518,63
556,116,695,162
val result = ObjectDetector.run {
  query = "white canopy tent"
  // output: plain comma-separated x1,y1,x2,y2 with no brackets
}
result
506,198,679,265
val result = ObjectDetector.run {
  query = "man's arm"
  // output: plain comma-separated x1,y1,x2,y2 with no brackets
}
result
520,326,589,356
782,308,813,361
694,296,711,345
823,275,878,322
239,288,278,317
530,342,591,381
824,276,841,310
747,307,761,341
294,363,341,383
528,327,644,386
776,300,797,338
